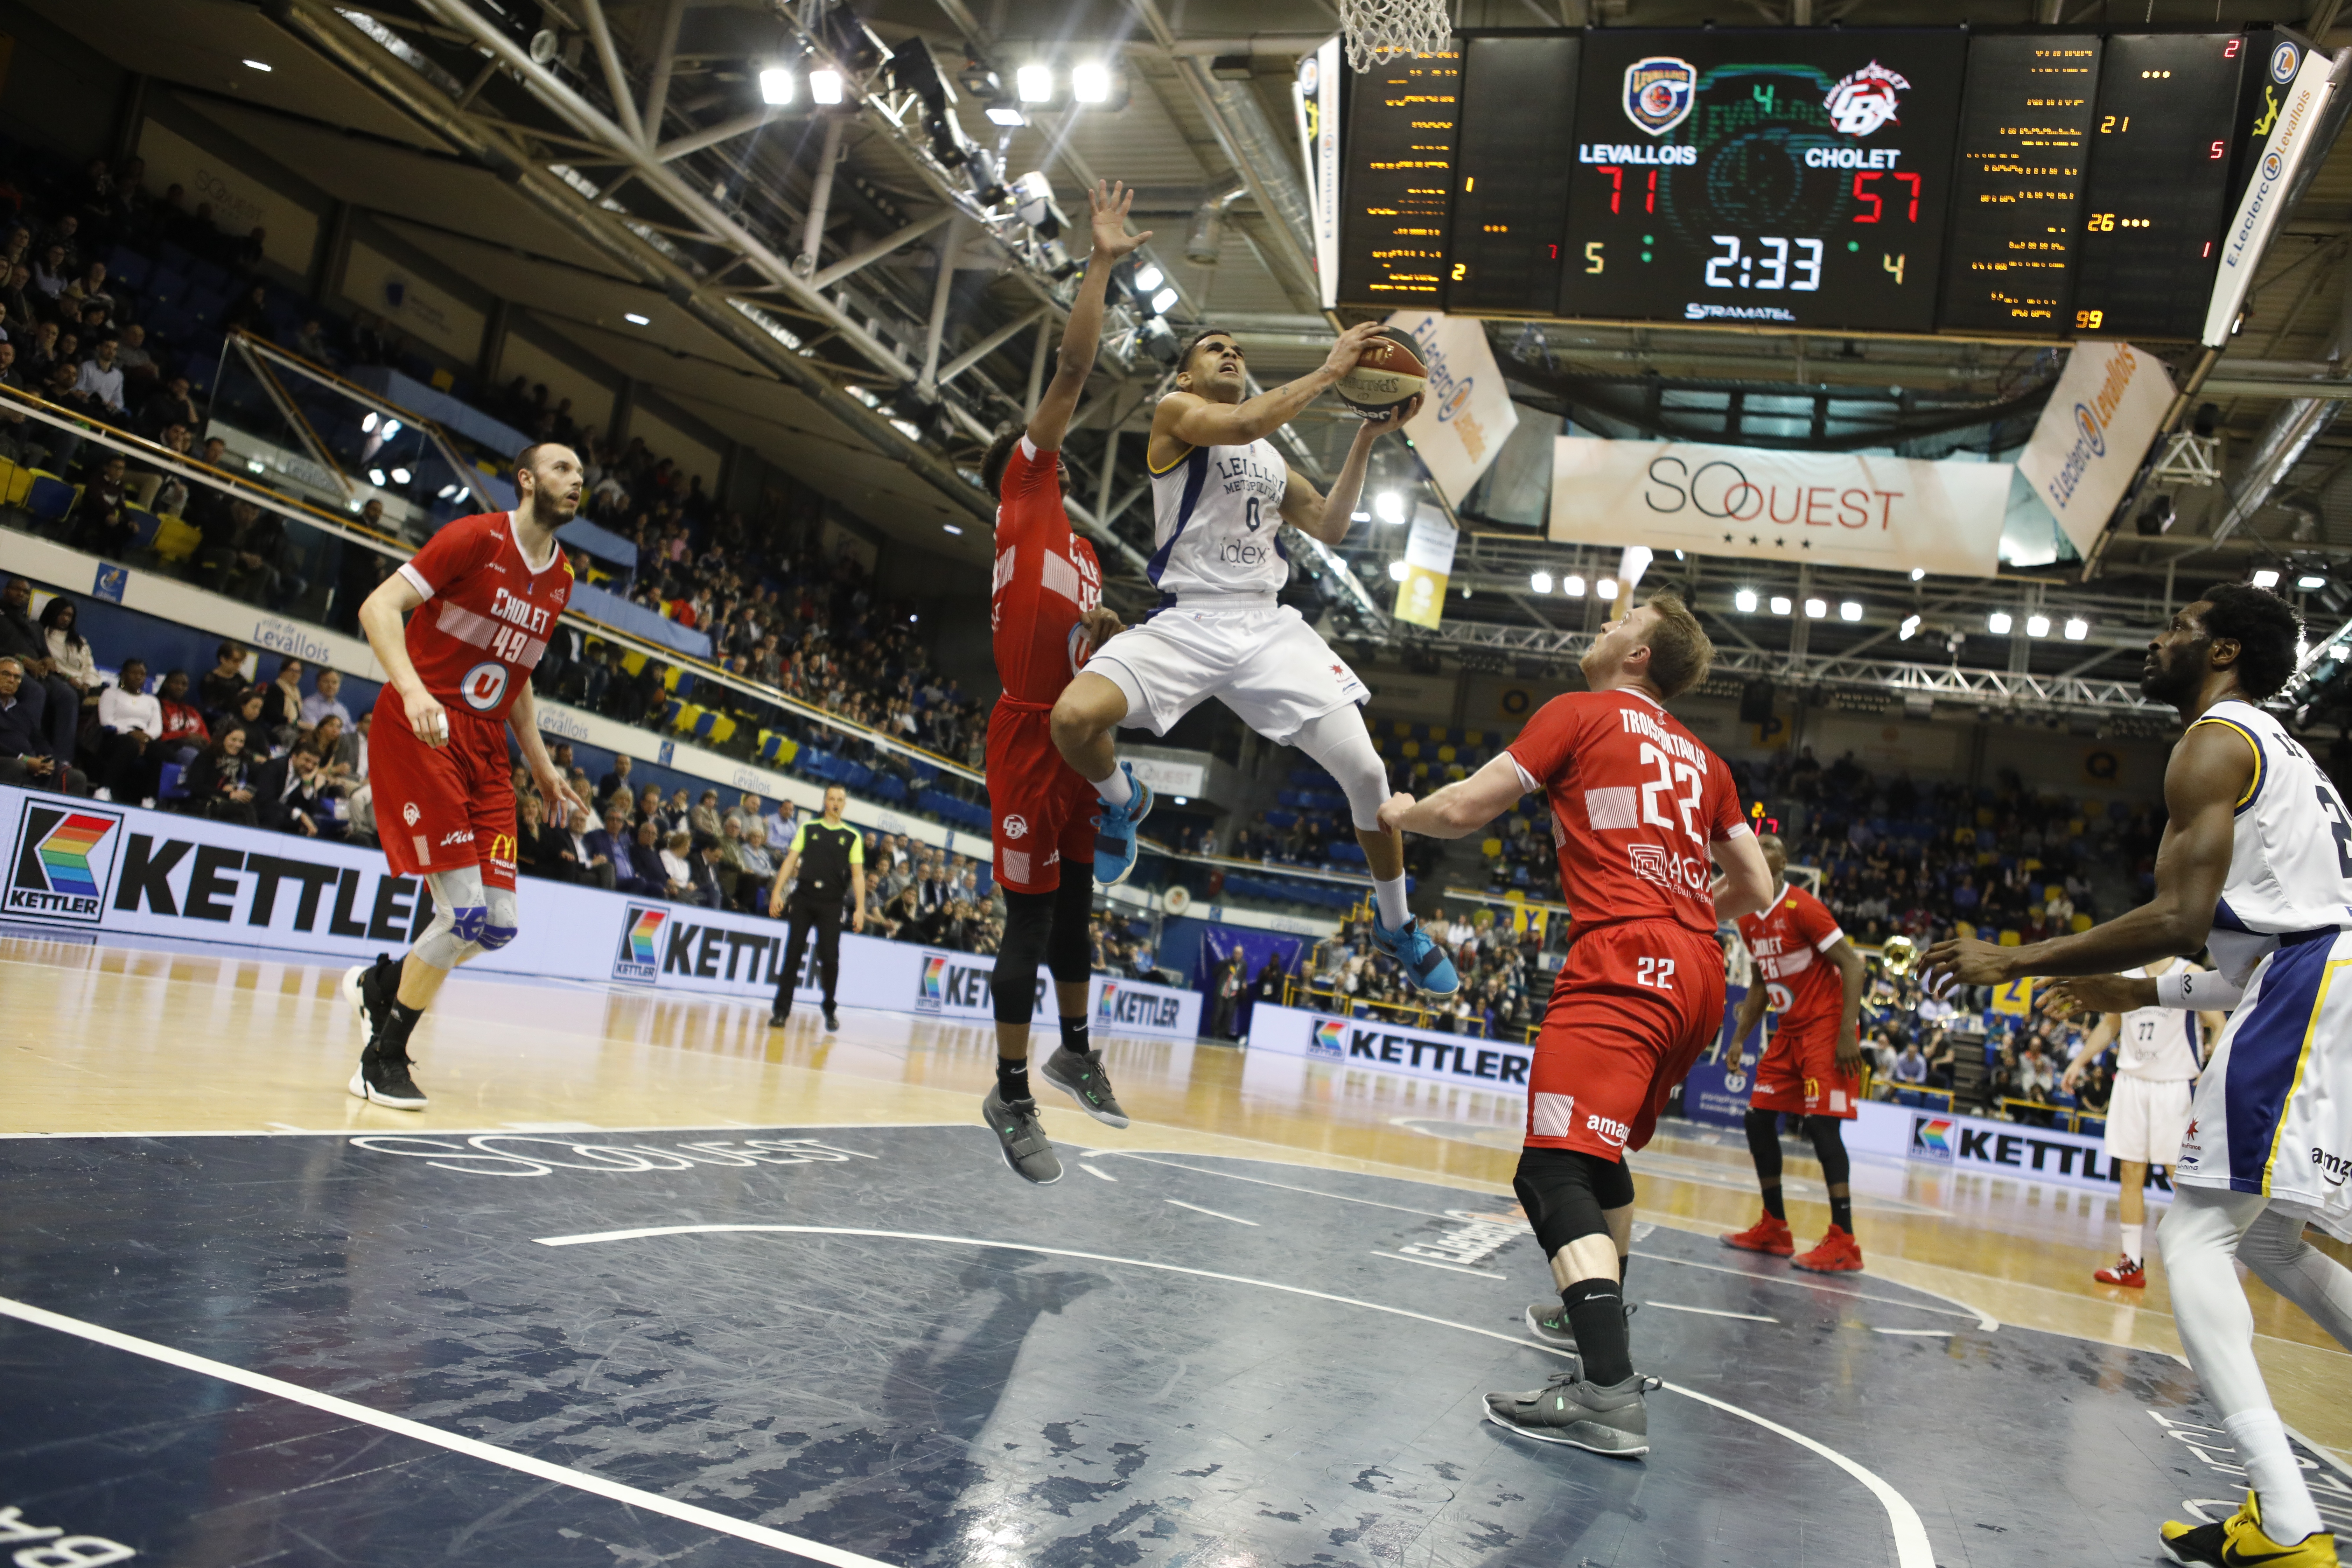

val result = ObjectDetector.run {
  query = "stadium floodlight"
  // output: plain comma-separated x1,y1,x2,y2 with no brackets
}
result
985,104,1026,127
1133,264,1164,292
2026,614,2051,638
1373,491,1406,524
367,468,386,486
243,59,272,71
436,484,457,499
1839,600,1862,621
1988,611,2013,634
1563,574,1587,596
760,67,794,105
1899,614,1921,640
380,419,401,440
1072,62,1112,102
2300,574,2327,590
1598,578,1619,601
810,69,844,104
1150,286,1180,314
390,467,411,484
2064,617,2089,640
1910,567,1925,581
361,412,379,433
1530,570,1553,594
1734,588,1758,612
2253,568,2281,588
1388,560,1408,581
1804,597,1827,618
1769,595,1792,615
1017,64,1053,102
450,488,468,506
943,523,964,535
623,312,651,326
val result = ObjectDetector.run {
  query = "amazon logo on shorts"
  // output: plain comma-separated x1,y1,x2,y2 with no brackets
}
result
1642,456,1903,530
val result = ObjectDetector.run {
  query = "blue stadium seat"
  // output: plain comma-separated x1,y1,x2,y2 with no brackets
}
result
157,761,189,804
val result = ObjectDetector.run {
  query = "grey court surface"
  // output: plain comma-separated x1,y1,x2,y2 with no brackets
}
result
1,1123,2343,1567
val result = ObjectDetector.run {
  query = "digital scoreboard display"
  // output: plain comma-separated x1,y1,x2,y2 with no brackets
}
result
1558,29,1968,332
1938,34,2101,336
1334,51,1461,308
2054,33,2251,340
1445,34,1580,315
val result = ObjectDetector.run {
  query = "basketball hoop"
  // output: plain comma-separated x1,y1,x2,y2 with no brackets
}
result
1337,0,1451,73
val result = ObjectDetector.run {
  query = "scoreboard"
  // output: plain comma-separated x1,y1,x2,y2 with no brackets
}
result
1334,24,2298,340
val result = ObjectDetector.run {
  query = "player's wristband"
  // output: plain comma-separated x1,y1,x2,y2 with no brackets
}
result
2155,969,2242,1010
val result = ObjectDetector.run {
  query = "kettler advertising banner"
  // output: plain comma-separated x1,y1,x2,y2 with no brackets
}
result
1250,1002,1534,1092
0,786,1199,1039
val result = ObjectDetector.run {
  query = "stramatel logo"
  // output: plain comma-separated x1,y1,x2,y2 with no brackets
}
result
7,803,124,924
1910,1114,1955,1162
613,905,667,981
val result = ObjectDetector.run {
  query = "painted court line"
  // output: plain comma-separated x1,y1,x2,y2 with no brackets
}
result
1874,1328,1953,1337
1632,1249,1999,1331
1368,1250,1507,1280
0,1293,891,1567
1102,1151,1465,1220
535,1223,1935,1568
1078,1164,1118,1182
1644,1301,1777,1323
1166,1199,1259,1226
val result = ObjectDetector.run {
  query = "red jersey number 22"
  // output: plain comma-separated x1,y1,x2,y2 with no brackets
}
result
1639,742,1705,846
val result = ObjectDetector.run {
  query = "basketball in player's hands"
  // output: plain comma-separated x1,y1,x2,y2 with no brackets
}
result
1334,328,1430,414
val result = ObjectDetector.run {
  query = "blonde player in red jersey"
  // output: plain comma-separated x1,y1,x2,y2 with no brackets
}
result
1381,594,1774,1457
973,180,1141,1183
341,443,588,1109
1719,833,1870,1272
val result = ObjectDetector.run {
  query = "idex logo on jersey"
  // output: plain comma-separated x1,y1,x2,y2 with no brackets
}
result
6,803,124,924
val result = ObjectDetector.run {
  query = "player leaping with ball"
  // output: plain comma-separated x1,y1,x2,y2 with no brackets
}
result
1380,595,1773,1457
1047,322,1460,996
342,443,588,1109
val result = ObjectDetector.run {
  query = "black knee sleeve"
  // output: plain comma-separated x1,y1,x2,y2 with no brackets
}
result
1046,872,1092,983
1805,1115,1851,1187
1744,1107,1784,1185
1513,1147,1634,1260
993,889,1054,1025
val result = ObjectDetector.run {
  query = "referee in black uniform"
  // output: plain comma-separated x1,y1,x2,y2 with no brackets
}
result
768,784,865,1030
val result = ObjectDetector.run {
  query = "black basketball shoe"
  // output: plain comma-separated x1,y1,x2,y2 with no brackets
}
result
1042,1045,1129,1128
344,954,426,1110
1484,1372,1658,1456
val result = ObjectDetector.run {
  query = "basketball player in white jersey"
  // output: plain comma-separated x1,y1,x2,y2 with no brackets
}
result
1925,584,2352,1568
2054,955,2225,1288
1048,322,1460,995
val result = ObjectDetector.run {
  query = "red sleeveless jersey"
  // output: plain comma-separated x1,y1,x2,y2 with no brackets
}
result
991,436,1103,706
394,510,573,726
1734,882,1848,1031
1505,688,1748,936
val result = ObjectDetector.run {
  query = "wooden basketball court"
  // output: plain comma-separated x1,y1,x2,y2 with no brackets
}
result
4,930,2348,1566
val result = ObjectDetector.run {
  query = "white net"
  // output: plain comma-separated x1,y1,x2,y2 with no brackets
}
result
1336,0,1451,73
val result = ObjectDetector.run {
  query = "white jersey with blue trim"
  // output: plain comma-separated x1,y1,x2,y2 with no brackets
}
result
1146,435,1289,601
2112,963,2205,1081
2190,698,2352,987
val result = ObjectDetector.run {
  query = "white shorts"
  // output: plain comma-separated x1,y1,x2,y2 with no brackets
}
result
1089,601,1367,746
2175,930,2352,1242
2101,1073,2194,1166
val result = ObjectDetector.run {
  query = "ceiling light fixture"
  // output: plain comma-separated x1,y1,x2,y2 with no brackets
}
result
2253,568,2281,588
2063,617,2089,640
1017,64,1053,102
1597,578,1619,601
1988,611,2013,634
810,68,844,104
1072,62,1112,103
1734,588,1758,612
1388,560,1408,582
1770,595,1792,615
623,312,651,326
1839,600,1862,621
1530,570,1553,594
2026,614,2051,638
759,66,794,105
1804,597,1827,618
1899,613,1921,640
243,58,273,72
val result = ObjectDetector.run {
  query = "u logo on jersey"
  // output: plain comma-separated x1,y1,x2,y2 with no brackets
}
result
458,661,509,712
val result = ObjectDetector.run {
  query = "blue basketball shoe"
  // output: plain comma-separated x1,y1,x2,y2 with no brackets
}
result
1371,910,1459,996
1092,764,1154,887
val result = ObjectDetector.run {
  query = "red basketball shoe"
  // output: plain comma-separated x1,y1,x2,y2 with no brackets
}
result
1792,1225,1864,1273
2094,1255,2147,1288
1721,1213,1795,1256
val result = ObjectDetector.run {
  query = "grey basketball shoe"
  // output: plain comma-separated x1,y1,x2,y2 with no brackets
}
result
1484,1372,1659,1456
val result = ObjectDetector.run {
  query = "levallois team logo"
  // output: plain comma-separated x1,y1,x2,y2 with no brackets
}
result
6,801,124,925
1621,57,1695,137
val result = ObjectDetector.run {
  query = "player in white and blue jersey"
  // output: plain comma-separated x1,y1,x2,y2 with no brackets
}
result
1047,322,1459,996
1928,584,2352,1568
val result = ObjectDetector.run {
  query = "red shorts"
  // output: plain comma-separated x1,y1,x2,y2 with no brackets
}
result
368,688,518,890
1752,1018,1861,1119
1526,920,1726,1160
986,701,1095,895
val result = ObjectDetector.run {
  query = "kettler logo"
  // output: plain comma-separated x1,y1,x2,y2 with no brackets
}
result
6,801,124,924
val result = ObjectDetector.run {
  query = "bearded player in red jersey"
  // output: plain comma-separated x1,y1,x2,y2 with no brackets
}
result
340,443,588,1108
973,180,1144,1183
1381,595,1773,1457
1719,833,1870,1272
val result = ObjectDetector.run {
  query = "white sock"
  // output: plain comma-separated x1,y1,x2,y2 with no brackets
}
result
2120,1223,2143,1266
1374,875,1408,929
1091,765,1133,810
2225,1409,2325,1544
